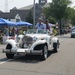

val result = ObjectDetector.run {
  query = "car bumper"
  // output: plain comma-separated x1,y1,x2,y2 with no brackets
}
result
2,48,42,55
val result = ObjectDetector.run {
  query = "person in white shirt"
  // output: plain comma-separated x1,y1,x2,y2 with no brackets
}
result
45,19,55,34
35,18,46,30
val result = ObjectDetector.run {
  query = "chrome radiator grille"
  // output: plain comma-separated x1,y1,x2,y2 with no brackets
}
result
22,36,33,44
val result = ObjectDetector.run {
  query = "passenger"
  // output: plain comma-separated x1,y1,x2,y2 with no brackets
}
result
45,19,55,35
35,18,46,30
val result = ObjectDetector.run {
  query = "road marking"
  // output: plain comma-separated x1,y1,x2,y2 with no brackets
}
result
0,56,20,65
0,59,12,65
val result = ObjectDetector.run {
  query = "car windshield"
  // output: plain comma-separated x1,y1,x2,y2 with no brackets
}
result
37,30,47,34
27,29,36,34
26,29,48,34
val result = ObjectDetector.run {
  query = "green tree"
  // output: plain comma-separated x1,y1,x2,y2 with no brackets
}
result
71,11,75,25
48,16,56,24
49,0,71,34
67,8,75,25
43,7,56,24
71,15,75,25
43,7,50,19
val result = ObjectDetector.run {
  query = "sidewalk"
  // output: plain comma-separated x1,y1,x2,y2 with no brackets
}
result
57,33,71,38
0,44,6,47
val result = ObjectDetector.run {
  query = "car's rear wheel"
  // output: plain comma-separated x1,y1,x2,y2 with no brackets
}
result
42,45,48,60
53,43,58,52
53,40,60,52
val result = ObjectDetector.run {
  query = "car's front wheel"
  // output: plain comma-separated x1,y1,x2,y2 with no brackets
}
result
42,45,48,60
6,53,14,59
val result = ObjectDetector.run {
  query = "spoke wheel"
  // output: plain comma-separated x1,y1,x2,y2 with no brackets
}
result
42,45,48,60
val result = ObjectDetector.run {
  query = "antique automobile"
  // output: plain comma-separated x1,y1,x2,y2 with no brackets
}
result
3,29,60,60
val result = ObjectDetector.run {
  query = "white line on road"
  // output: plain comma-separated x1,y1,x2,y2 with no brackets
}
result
0,56,20,65
0,59,12,65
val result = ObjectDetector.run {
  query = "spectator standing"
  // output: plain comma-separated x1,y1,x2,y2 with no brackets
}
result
11,27,15,36
4,27,9,36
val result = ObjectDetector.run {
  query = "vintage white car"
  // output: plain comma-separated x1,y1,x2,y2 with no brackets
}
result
3,29,60,60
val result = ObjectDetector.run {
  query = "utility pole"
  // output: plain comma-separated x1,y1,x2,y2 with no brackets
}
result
5,0,8,12
33,0,35,28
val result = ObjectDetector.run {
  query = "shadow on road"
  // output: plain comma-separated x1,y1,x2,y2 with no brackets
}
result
0,50,57,63
48,50,58,57
10,50,57,63
0,58,8,62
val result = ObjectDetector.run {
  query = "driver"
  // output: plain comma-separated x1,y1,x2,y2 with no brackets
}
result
35,18,46,30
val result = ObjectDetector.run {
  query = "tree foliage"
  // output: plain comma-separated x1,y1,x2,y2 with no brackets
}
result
43,7,50,19
43,0,75,27
50,0,71,20
43,7,56,24
49,0,72,34
48,16,56,24
70,9,75,25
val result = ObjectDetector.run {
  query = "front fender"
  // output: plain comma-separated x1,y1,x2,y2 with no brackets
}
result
52,37,59,43
6,39,17,48
30,40,47,50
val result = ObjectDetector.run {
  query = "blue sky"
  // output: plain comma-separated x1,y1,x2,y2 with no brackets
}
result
0,0,75,12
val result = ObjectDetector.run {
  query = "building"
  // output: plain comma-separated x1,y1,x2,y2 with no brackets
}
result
39,0,47,6
0,0,49,24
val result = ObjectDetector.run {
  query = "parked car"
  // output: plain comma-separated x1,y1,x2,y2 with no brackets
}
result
71,30,75,38
2,29,60,60
72,26,75,30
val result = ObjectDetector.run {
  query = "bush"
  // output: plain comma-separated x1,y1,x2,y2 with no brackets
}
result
53,28,58,36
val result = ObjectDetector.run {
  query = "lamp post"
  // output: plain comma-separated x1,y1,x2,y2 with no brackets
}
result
33,0,35,28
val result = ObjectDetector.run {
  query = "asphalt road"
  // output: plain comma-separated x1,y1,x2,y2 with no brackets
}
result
0,34,75,75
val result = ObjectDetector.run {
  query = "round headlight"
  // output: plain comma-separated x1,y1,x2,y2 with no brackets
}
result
33,37,37,41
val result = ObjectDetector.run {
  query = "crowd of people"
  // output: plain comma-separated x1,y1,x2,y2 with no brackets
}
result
0,18,71,44
0,26,20,44
1,18,56,37
0,18,58,44
3,26,20,36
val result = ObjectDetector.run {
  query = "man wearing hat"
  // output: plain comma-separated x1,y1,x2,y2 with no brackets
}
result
35,18,46,30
